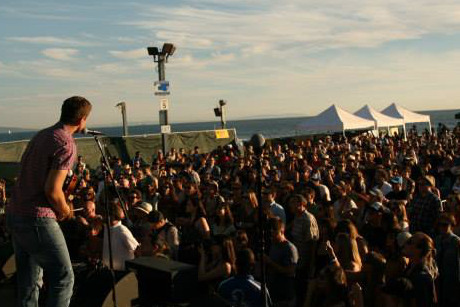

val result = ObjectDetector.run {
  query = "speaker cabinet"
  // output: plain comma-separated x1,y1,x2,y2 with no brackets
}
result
126,257,197,306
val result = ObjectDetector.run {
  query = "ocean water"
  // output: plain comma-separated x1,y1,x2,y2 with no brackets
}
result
1,109,459,143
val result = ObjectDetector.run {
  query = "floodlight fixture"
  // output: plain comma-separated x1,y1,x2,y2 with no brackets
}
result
214,99,227,129
162,43,176,56
147,47,159,56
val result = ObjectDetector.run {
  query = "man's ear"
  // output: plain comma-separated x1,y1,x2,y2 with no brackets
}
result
77,116,88,130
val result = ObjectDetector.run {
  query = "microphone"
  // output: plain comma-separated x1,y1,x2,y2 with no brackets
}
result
83,128,105,136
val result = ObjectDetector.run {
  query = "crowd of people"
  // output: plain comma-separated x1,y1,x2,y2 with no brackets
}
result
2,125,460,307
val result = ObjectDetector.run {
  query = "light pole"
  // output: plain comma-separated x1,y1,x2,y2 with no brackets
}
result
214,99,227,129
147,43,176,155
115,102,128,137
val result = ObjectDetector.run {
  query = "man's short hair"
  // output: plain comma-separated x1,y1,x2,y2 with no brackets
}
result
109,201,124,221
235,248,255,275
60,96,92,125
269,217,285,233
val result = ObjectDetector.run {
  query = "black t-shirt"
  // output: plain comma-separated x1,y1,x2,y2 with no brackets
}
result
407,263,437,307
386,190,408,201
360,223,386,252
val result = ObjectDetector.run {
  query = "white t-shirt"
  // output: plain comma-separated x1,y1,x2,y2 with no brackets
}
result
374,182,392,196
317,184,331,202
103,221,139,271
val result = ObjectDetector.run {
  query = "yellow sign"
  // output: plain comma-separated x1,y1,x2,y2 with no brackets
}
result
215,129,229,139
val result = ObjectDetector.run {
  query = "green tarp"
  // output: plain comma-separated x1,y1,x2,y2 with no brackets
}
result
0,129,236,181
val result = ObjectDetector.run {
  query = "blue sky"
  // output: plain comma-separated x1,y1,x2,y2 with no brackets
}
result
1,0,460,128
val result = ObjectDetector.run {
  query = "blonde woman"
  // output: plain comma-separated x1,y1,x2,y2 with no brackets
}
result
334,233,362,272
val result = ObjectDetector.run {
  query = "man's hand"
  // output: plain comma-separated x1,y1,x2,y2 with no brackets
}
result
56,204,71,221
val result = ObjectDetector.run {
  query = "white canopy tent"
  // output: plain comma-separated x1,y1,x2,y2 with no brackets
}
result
297,105,375,135
354,105,404,131
381,103,432,137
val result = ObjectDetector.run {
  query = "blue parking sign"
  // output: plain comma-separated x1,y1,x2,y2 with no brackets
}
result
154,81,170,95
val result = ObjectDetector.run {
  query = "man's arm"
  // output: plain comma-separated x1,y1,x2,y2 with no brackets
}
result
44,169,70,221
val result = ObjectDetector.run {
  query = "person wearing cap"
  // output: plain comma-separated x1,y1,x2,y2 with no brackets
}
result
148,210,180,260
333,182,359,220
407,176,443,236
361,202,386,252
310,171,331,203
434,213,460,307
132,201,153,217
131,201,153,255
386,177,409,202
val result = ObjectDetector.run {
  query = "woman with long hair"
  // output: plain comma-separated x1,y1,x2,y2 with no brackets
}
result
178,196,211,265
334,232,362,273
304,264,350,307
335,219,368,261
211,202,236,237
198,236,236,284
184,196,211,239
235,190,259,231
402,232,438,307
389,200,410,232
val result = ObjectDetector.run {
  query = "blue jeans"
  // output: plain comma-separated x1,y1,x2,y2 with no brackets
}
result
6,214,74,307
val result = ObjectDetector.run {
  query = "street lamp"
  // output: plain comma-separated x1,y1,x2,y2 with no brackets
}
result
147,43,176,155
115,102,128,137
214,99,227,129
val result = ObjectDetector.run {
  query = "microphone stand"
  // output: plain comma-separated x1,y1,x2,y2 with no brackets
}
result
93,135,131,224
92,135,132,307
251,134,268,307
102,166,118,307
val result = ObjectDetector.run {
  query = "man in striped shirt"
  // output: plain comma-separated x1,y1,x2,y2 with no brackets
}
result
7,96,92,307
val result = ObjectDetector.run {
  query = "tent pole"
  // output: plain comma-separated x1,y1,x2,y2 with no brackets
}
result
403,122,407,141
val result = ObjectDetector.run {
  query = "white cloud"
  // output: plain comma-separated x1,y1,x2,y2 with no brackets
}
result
42,48,79,61
6,36,96,46
109,48,147,60
3,1,460,127
122,1,460,57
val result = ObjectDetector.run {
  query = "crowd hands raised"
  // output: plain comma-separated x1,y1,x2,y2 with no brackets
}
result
2,126,460,307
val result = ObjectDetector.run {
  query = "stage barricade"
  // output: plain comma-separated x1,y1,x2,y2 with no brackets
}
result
0,129,237,181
